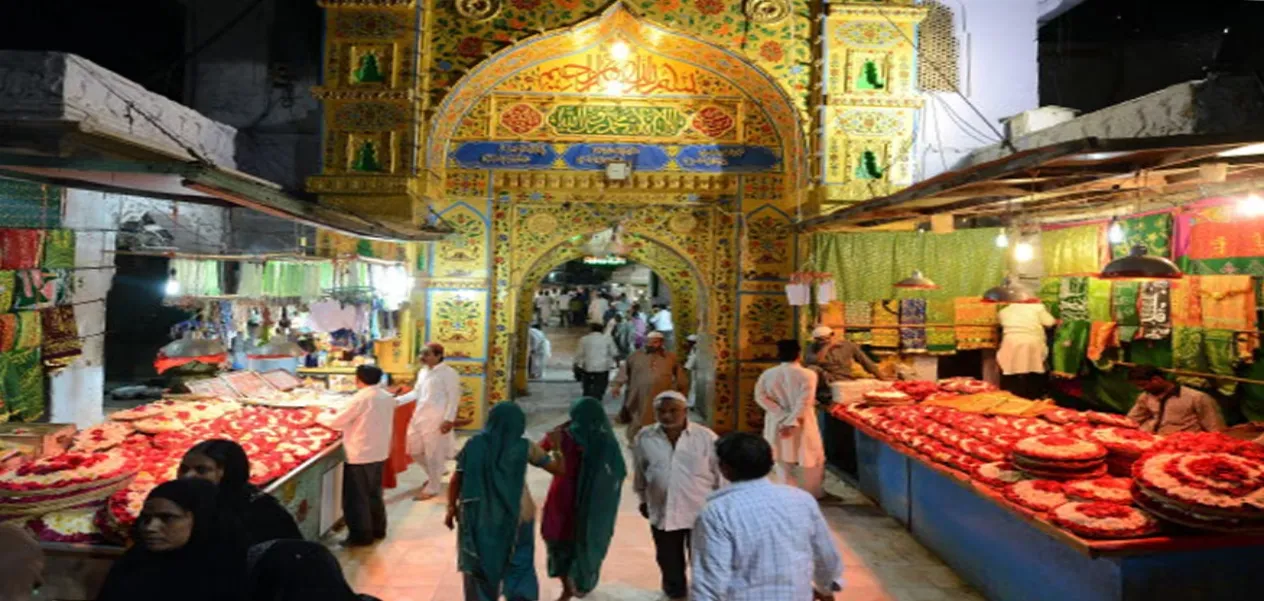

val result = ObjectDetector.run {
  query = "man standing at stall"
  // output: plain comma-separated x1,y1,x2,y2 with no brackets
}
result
804,325,884,402
611,331,689,442
754,340,825,499
396,342,461,501
1127,366,1226,435
633,390,724,601
317,365,395,546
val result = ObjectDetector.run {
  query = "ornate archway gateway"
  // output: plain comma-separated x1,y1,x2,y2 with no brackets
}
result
313,2,842,432
510,229,705,403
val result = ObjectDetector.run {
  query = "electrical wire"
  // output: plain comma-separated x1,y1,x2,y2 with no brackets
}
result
877,11,1015,153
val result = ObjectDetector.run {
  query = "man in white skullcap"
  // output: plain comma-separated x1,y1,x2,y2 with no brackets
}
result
805,325,885,401
612,330,689,442
633,390,724,601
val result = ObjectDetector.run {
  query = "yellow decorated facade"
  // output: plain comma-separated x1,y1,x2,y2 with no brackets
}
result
310,0,925,431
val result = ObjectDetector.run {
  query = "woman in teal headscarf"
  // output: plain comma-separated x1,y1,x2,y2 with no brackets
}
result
445,402,560,601
540,397,627,600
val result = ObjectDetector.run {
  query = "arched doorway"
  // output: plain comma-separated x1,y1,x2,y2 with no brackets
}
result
509,229,712,415
421,3,808,432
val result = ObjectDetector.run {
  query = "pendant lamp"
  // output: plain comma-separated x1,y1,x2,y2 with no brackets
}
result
1099,244,1183,279
160,333,227,358
893,270,939,290
982,276,1038,304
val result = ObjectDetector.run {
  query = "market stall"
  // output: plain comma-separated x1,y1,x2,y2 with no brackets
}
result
823,380,1264,601
0,370,352,601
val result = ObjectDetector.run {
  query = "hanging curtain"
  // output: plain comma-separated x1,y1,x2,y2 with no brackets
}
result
41,230,75,269
1110,213,1172,260
1086,278,1112,322
172,259,222,297
1198,275,1256,331
1041,225,1104,276
813,229,1005,302
1039,277,1061,320
237,262,264,297
1112,281,1141,342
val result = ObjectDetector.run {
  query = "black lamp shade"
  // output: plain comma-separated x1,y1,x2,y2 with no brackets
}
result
982,277,1039,303
894,270,939,290
1100,245,1183,279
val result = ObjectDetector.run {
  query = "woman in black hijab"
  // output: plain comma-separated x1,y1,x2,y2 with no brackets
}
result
180,439,303,545
247,540,380,601
97,479,248,601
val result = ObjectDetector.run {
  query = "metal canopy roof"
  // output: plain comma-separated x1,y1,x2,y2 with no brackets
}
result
800,132,1264,232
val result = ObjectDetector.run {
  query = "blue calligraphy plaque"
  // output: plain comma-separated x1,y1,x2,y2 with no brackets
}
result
676,145,781,173
562,144,670,171
450,142,557,169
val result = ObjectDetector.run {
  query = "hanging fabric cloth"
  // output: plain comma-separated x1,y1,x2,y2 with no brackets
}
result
926,298,957,355
1112,281,1141,342
0,348,45,421
1086,278,1113,322
1138,281,1172,340
954,297,999,350
1058,277,1090,322
871,300,900,349
1171,327,1209,388
899,298,927,353
40,305,82,372
1198,275,1256,331
0,229,45,270
1110,213,1172,260
41,230,75,269
1050,321,1091,378
1203,329,1239,395
1039,277,1062,320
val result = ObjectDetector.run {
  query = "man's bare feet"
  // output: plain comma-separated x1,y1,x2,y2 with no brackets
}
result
556,578,574,601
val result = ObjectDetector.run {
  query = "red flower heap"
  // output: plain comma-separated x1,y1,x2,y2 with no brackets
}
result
1050,502,1160,539
1086,411,1139,429
1132,451,1264,533
1005,479,1069,512
1011,435,1109,480
974,462,1027,488
1065,477,1134,504
1090,427,1157,476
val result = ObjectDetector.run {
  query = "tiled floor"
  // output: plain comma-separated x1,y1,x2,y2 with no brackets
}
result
332,379,985,601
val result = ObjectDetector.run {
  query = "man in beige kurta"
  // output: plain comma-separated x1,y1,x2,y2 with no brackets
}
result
612,331,689,442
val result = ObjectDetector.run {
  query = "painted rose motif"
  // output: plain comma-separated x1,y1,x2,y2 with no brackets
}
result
499,103,544,135
759,41,784,62
456,36,484,58
693,0,725,16
510,0,539,10
691,106,734,138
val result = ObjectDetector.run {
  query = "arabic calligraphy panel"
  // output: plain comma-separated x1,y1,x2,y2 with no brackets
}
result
496,50,738,98
473,97,746,143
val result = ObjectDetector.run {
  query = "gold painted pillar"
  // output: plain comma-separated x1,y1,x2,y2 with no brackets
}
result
821,0,926,208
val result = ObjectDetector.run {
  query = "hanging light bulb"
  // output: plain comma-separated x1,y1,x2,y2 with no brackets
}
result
164,269,180,296
1014,241,1035,263
994,231,1009,248
1238,193,1264,217
1108,218,1126,244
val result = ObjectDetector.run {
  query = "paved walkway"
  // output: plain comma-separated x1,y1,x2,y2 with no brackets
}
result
333,378,984,601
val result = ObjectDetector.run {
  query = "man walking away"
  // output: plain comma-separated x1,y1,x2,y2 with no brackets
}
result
633,391,724,601
528,323,551,380
575,322,618,399
611,331,689,442
649,304,675,351
755,340,826,498
534,291,554,328
691,433,843,601
396,342,461,501
317,365,396,546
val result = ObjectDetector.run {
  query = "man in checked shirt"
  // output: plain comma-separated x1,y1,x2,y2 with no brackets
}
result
691,433,843,601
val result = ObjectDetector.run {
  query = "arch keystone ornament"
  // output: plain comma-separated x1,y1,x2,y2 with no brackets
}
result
454,0,500,22
746,0,792,25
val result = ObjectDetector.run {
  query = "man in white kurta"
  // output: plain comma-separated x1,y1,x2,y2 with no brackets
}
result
753,339,824,499
528,324,551,379
396,342,460,500
534,291,554,327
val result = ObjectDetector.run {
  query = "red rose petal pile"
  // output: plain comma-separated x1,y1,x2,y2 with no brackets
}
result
1089,427,1157,476
1132,450,1264,534
1050,502,1160,539
2,398,342,543
1011,435,1109,481
1065,477,1134,504
1005,479,1069,512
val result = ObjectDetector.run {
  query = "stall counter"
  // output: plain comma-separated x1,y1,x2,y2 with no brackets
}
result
829,410,1264,601
37,442,345,601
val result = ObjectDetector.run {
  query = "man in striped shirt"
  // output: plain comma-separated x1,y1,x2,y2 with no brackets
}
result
691,433,843,601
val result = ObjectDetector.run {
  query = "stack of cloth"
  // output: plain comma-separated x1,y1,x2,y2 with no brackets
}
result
954,298,998,350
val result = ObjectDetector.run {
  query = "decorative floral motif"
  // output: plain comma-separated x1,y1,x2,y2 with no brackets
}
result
759,41,784,62
693,0,726,16
509,0,539,11
456,36,485,58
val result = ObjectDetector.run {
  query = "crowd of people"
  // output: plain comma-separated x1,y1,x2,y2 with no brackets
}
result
2,323,860,601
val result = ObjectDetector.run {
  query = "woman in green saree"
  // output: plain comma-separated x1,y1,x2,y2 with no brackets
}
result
540,397,627,600
445,402,561,601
